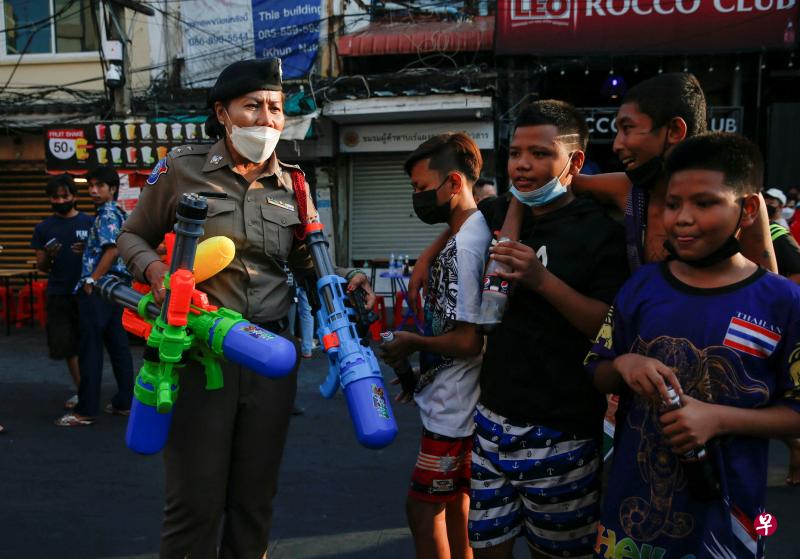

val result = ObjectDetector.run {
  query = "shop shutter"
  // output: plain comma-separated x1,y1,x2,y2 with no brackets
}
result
349,154,447,263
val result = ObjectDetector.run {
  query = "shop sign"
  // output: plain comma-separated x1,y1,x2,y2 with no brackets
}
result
583,106,744,142
340,121,494,153
44,122,212,173
497,1,798,54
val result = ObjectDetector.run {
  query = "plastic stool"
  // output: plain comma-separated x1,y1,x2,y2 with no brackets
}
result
368,295,388,341
16,280,48,328
0,286,12,325
392,291,423,331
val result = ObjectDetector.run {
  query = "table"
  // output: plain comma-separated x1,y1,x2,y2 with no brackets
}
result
0,268,37,335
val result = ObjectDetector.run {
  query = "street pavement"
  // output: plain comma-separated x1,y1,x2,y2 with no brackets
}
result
1,325,799,559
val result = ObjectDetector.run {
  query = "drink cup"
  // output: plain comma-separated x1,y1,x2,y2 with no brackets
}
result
96,147,108,164
139,123,152,140
141,146,154,164
185,123,197,140
155,123,168,140
95,124,106,141
110,124,122,141
125,123,137,141
171,123,183,141
126,146,138,164
111,146,122,164
157,146,168,160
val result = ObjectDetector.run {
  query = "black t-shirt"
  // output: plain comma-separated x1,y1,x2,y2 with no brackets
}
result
478,195,629,439
31,212,93,295
773,227,800,277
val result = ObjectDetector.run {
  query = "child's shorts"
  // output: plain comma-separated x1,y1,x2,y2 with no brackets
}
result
46,294,80,360
469,404,600,558
408,428,473,503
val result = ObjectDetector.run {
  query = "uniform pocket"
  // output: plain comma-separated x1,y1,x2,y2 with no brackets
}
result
205,199,236,238
261,204,301,261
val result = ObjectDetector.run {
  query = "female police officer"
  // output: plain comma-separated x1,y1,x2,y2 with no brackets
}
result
117,58,372,558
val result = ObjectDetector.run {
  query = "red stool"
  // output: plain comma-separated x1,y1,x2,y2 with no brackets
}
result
0,285,13,325
16,280,48,328
368,295,388,341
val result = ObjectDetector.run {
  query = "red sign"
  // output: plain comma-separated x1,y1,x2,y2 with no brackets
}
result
496,0,798,55
754,512,778,537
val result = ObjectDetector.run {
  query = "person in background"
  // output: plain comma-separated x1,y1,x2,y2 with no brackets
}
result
472,177,497,205
764,187,790,228
31,174,93,411
55,166,134,427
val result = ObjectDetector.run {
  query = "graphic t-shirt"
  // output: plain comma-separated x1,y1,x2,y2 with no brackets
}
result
586,263,800,559
31,212,93,295
416,210,491,438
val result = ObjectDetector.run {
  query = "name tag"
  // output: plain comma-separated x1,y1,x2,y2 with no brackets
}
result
266,197,295,212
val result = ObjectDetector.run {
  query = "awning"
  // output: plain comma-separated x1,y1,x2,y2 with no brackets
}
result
338,16,494,57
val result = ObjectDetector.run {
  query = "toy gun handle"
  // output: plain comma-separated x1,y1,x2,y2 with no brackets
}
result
350,287,378,342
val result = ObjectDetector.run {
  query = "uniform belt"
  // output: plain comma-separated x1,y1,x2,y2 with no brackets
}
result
256,317,289,333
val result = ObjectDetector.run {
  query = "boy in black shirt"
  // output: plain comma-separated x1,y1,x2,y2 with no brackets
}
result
468,101,628,557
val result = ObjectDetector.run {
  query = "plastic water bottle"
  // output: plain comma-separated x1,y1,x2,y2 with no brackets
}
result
389,253,397,277
403,255,410,276
380,331,417,396
661,386,721,501
479,236,512,333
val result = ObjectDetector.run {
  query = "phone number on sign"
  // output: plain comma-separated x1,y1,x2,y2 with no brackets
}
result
187,32,251,47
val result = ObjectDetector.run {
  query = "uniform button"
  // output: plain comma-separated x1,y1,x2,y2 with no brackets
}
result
249,219,256,225
246,196,253,202
281,218,286,225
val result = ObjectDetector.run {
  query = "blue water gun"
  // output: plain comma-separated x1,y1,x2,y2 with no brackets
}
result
304,221,398,449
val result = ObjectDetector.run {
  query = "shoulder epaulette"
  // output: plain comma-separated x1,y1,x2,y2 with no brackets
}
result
170,144,212,158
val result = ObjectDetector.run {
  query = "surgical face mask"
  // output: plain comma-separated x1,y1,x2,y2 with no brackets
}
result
509,155,573,208
782,207,795,221
224,110,281,163
412,176,453,224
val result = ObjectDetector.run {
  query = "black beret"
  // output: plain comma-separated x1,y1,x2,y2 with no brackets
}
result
207,58,282,107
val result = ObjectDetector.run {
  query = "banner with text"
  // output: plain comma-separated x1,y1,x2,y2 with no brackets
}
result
497,1,798,54
340,122,495,153
583,106,744,142
181,0,321,88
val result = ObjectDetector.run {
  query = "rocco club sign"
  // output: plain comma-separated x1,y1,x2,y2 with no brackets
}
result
496,0,798,54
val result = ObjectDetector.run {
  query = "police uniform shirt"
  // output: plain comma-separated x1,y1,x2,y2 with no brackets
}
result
117,140,316,324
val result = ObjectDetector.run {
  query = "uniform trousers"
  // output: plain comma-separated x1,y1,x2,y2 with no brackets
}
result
159,328,299,559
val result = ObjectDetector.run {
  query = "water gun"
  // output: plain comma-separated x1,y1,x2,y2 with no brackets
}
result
304,221,398,449
98,193,296,455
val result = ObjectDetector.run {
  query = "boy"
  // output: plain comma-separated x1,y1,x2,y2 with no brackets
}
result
31,174,93,410
381,132,490,559
586,133,800,558
467,101,628,558
55,166,134,426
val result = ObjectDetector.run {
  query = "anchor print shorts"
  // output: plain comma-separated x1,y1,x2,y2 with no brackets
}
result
469,404,601,558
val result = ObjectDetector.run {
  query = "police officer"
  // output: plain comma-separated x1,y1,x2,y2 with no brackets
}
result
117,58,372,558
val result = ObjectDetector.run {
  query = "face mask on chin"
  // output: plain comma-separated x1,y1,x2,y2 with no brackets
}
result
623,127,670,189
509,154,573,208
223,110,282,163
663,198,745,268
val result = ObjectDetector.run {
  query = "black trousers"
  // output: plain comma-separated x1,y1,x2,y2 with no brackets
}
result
159,329,299,559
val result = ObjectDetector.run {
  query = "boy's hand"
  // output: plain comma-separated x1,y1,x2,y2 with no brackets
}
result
379,330,418,364
390,377,415,404
408,259,429,311
613,353,681,403
45,242,62,259
346,272,375,309
660,395,720,455
70,241,85,255
490,241,547,291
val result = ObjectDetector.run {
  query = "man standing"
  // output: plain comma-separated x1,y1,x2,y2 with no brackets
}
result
55,166,134,427
31,174,93,410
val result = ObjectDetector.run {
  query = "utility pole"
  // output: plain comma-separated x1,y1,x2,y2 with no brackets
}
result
106,0,132,117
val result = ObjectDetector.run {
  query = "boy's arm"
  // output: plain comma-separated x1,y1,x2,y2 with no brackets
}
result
379,321,483,362
407,228,450,310
661,397,800,455
740,194,778,273
490,241,608,338
572,173,631,211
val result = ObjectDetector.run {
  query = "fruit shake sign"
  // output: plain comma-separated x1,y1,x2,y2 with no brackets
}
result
45,122,213,173
496,0,798,54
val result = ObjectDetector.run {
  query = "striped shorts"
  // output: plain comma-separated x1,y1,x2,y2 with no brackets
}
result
409,428,473,503
469,404,601,558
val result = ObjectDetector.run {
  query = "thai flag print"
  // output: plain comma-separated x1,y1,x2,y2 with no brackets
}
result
722,317,781,359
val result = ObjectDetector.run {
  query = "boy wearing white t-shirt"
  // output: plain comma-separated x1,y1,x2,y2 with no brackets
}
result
381,132,490,559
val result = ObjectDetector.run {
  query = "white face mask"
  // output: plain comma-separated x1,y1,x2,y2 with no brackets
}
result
223,110,282,163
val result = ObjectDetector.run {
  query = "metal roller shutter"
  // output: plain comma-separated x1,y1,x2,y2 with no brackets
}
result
349,154,447,262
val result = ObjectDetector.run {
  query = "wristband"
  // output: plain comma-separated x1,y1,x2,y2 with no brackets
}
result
345,268,365,281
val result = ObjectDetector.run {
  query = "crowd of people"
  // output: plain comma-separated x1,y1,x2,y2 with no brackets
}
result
6,58,800,559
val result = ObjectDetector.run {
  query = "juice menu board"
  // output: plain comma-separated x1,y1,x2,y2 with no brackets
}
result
45,121,214,173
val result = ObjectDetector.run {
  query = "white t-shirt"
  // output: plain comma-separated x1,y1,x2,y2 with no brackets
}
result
415,210,491,438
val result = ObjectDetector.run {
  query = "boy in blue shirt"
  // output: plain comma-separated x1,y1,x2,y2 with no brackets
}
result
586,133,800,558
31,174,93,410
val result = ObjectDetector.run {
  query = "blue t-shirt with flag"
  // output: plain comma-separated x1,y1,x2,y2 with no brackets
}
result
585,262,800,559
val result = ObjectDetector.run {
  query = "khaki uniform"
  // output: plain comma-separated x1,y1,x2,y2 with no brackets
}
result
117,140,316,559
